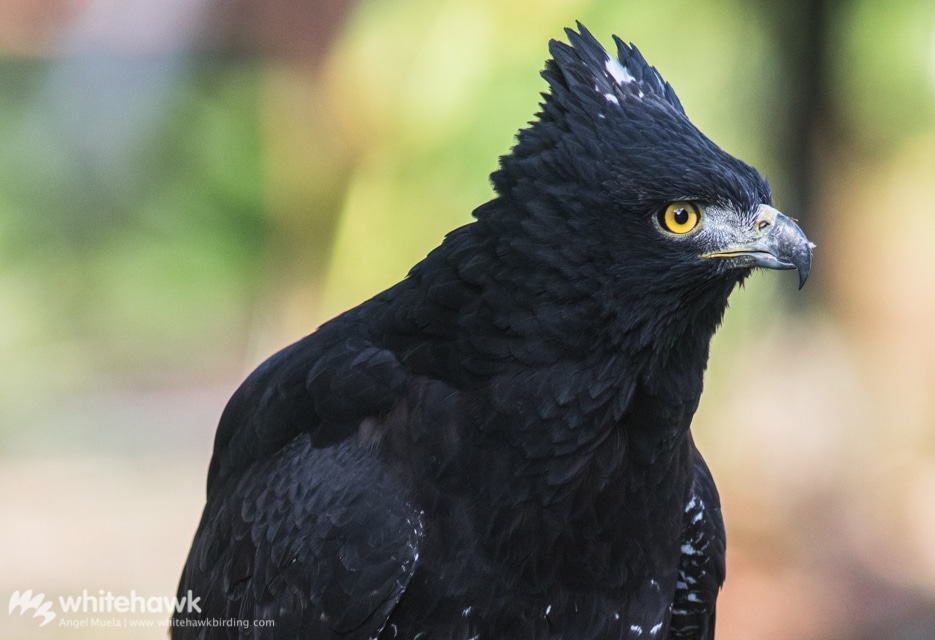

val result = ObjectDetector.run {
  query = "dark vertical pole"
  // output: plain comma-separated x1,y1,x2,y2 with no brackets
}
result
762,0,841,302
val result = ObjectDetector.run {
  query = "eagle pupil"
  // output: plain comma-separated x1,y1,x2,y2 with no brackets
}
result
674,208,690,225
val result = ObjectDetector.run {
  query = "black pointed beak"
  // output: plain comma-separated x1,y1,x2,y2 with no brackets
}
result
702,205,814,289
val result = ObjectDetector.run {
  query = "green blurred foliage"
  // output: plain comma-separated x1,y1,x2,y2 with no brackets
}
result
835,0,935,150
0,54,269,438
0,0,932,455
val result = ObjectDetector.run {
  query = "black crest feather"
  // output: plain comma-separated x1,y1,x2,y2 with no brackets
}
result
494,22,770,217
545,22,685,116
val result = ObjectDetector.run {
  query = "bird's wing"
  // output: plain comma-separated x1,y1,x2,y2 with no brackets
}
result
205,310,411,497
176,436,423,639
668,445,726,640
175,305,425,639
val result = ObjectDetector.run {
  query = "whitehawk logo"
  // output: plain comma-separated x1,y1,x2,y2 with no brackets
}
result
8,590,56,627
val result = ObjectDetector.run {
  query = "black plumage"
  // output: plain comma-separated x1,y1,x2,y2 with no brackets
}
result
174,23,812,640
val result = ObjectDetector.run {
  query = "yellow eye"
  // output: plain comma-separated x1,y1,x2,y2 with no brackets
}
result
658,201,704,235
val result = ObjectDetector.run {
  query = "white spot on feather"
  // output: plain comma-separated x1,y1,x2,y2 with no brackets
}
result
462,606,472,617
650,622,663,635
630,624,643,634
604,93,619,105
545,604,552,616
605,54,635,84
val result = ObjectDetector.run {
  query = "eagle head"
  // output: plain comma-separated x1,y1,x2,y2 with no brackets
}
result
489,22,812,302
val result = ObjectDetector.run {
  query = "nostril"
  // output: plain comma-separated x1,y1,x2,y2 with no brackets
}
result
757,220,771,232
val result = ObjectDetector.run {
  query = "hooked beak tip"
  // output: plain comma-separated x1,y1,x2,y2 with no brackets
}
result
702,207,813,289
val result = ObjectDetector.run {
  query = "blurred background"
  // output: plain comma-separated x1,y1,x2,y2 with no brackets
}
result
1,0,934,638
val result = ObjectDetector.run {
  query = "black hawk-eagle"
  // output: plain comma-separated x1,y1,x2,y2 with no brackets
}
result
175,23,812,640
